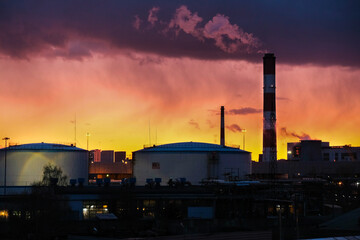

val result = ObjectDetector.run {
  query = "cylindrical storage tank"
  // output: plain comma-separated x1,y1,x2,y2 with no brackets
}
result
0,143,88,186
133,142,251,186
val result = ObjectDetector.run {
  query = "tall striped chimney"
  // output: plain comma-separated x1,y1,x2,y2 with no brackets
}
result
220,106,225,146
263,53,277,162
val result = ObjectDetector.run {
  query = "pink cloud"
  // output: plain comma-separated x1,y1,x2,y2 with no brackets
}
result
167,6,261,53
188,119,200,129
148,7,160,26
133,15,142,30
169,5,203,37
203,14,260,53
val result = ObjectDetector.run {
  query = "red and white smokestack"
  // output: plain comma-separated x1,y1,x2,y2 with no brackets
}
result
263,53,277,162
220,106,225,146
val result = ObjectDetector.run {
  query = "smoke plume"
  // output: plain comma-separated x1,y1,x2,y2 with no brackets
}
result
226,124,243,133
281,127,313,140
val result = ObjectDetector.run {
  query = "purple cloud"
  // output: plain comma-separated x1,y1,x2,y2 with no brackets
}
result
228,108,262,115
0,1,358,66
280,127,313,140
188,119,200,129
148,7,160,26
226,124,243,133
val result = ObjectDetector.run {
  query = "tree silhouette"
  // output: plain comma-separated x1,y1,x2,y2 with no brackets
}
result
33,163,68,186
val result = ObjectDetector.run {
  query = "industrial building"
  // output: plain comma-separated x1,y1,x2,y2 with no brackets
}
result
133,142,251,186
288,140,360,162
253,140,360,178
0,143,88,187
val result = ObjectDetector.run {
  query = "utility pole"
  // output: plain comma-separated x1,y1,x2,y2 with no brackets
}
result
2,137,10,196
242,129,246,150
86,133,90,151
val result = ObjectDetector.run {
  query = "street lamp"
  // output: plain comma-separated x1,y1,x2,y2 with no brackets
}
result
276,204,283,240
2,137,9,196
241,129,246,150
86,132,90,151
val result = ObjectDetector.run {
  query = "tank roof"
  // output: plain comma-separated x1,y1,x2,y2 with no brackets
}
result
1,142,86,151
134,142,250,153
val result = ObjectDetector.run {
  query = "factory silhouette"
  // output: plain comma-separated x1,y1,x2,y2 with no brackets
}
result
1,54,360,239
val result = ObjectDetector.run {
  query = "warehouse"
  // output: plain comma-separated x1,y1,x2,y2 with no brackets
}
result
0,142,88,187
133,142,251,186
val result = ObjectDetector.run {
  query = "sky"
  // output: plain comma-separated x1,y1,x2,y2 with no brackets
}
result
0,1,359,160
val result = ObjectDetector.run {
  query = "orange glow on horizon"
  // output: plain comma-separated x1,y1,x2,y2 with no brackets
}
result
0,54,359,161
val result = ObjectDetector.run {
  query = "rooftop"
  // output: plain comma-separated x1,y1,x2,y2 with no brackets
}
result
1,142,86,151
134,142,250,153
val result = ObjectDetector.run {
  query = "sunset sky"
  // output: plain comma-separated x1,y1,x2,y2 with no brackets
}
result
0,1,359,160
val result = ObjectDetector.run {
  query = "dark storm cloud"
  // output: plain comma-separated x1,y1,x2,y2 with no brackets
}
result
0,1,359,66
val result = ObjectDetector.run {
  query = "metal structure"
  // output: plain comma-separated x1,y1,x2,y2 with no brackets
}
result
220,106,225,146
2,137,9,195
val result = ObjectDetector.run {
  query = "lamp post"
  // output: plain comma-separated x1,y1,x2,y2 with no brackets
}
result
276,204,283,240
2,137,9,196
86,132,90,151
241,129,246,150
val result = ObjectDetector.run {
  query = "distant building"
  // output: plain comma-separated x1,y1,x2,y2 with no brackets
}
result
287,140,360,162
115,151,126,163
101,150,114,163
88,159,132,180
90,149,101,162
253,140,360,179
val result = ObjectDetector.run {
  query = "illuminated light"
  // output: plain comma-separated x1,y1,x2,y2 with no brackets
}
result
122,160,124,163
0,210,8,218
288,151,292,154
338,181,343,186
137,208,139,210
125,161,128,164
103,205,107,208
90,205,94,209
106,174,109,177
142,208,145,211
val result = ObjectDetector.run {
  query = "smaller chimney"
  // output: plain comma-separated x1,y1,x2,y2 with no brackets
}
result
220,106,225,146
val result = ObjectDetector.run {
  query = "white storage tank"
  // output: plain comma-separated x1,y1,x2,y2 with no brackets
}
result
133,142,251,185
0,143,88,186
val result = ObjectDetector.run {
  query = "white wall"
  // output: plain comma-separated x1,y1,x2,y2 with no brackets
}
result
133,151,251,185
218,153,251,179
134,152,207,186
0,150,88,186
